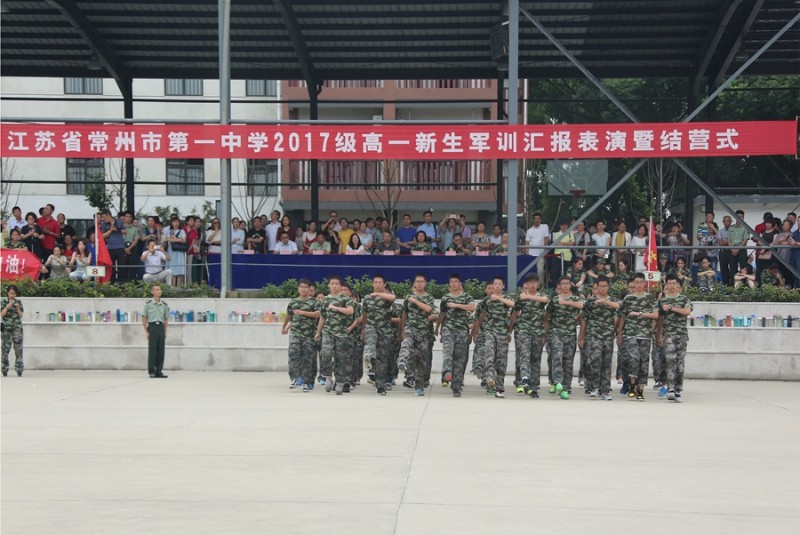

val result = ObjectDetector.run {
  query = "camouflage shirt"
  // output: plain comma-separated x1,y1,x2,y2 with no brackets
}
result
760,271,780,287
440,292,474,332
513,291,548,336
479,294,513,335
349,302,362,339
403,292,436,336
658,293,692,338
286,297,319,338
583,296,619,338
565,266,584,286
546,294,582,337
362,294,395,333
411,242,432,254
620,293,657,339
1,297,23,330
320,294,355,338
390,301,404,333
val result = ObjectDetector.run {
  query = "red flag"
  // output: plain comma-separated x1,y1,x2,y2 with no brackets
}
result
0,248,41,281
95,219,113,283
645,217,659,272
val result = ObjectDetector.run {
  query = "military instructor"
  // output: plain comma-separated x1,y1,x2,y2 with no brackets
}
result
142,284,169,378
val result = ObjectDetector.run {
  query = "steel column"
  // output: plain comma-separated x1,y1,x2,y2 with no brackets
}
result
506,0,519,288
218,0,232,295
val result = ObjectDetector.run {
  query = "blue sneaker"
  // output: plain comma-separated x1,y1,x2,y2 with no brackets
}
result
620,383,630,395
296,376,303,386
319,377,327,386
415,388,425,396
658,385,669,397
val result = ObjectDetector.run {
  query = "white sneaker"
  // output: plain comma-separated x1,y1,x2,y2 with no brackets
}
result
600,393,613,401
494,390,505,398
589,389,599,397
666,389,676,401
578,378,585,387
674,393,683,403
289,380,298,389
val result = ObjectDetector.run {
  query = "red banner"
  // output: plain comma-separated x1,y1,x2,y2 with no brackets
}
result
1,121,796,160
0,249,41,281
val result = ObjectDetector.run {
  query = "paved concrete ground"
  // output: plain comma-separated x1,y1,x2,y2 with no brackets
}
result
2,372,799,535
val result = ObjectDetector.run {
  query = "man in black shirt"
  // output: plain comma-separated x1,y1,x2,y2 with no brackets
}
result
246,217,267,253
56,212,76,247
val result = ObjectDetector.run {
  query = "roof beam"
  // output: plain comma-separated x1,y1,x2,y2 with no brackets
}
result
273,0,320,95
710,0,766,89
689,0,744,99
44,0,131,98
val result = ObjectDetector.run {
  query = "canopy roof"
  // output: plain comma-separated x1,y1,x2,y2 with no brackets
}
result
1,0,797,85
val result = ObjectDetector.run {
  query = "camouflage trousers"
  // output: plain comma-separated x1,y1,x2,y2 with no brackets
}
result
514,332,545,388
471,330,486,374
483,332,510,391
651,341,667,385
311,340,320,379
351,338,364,383
288,335,317,384
547,334,577,390
441,327,470,390
1,327,23,374
320,333,355,384
578,346,588,380
584,335,614,395
398,331,431,387
621,337,651,385
662,335,688,392
363,325,395,387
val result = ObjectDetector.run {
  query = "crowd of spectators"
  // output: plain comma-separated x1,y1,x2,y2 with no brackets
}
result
3,204,799,289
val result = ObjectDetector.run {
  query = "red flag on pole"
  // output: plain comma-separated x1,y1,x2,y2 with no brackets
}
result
645,217,659,272
95,218,113,283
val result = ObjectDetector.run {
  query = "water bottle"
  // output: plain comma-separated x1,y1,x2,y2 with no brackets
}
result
210,311,216,323
788,315,793,328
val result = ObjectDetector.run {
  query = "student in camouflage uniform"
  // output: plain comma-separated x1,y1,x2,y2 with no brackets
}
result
616,279,636,386
470,281,493,382
281,278,320,391
473,276,515,398
435,273,475,397
657,274,693,403
544,276,584,399
388,300,403,388
616,272,659,401
398,273,437,396
315,275,356,395
361,274,397,395
509,274,549,397
1,285,25,377
310,283,322,382
578,276,620,400
342,285,363,390
565,257,587,293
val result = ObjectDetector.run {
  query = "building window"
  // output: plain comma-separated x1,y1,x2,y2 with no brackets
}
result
165,79,203,96
64,78,103,95
246,80,278,97
166,159,205,196
66,158,104,195
247,159,278,196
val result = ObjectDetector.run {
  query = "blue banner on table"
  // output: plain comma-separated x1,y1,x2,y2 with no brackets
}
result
207,254,537,289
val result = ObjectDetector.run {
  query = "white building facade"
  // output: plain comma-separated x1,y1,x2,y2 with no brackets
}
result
1,76,282,233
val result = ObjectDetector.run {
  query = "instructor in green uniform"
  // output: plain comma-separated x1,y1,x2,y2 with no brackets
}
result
142,284,169,378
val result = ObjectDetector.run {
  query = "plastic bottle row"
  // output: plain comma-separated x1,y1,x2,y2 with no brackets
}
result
690,314,795,328
35,309,288,323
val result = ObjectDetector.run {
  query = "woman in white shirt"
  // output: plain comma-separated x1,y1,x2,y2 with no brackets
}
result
590,220,611,264
205,218,222,254
346,234,366,255
230,217,245,254
630,223,648,272
356,221,372,253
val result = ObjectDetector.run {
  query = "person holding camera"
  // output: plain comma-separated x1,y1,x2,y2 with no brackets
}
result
141,239,173,286
416,210,440,252
100,209,127,283
1,284,25,377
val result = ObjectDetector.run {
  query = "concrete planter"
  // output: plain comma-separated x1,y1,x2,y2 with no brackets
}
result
17,298,800,380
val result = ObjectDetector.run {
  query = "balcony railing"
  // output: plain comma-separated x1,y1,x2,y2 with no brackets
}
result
287,160,493,191
396,79,489,89
287,80,385,89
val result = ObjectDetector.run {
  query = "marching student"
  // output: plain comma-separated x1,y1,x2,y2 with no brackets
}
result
617,273,659,401
361,275,397,395
578,276,620,400
281,279,320,390
544,276,584,399
473,276,515,398
435,274,475,397
315,275,356,395
657,274,693,403
397,274,438,396
509,274,549,398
